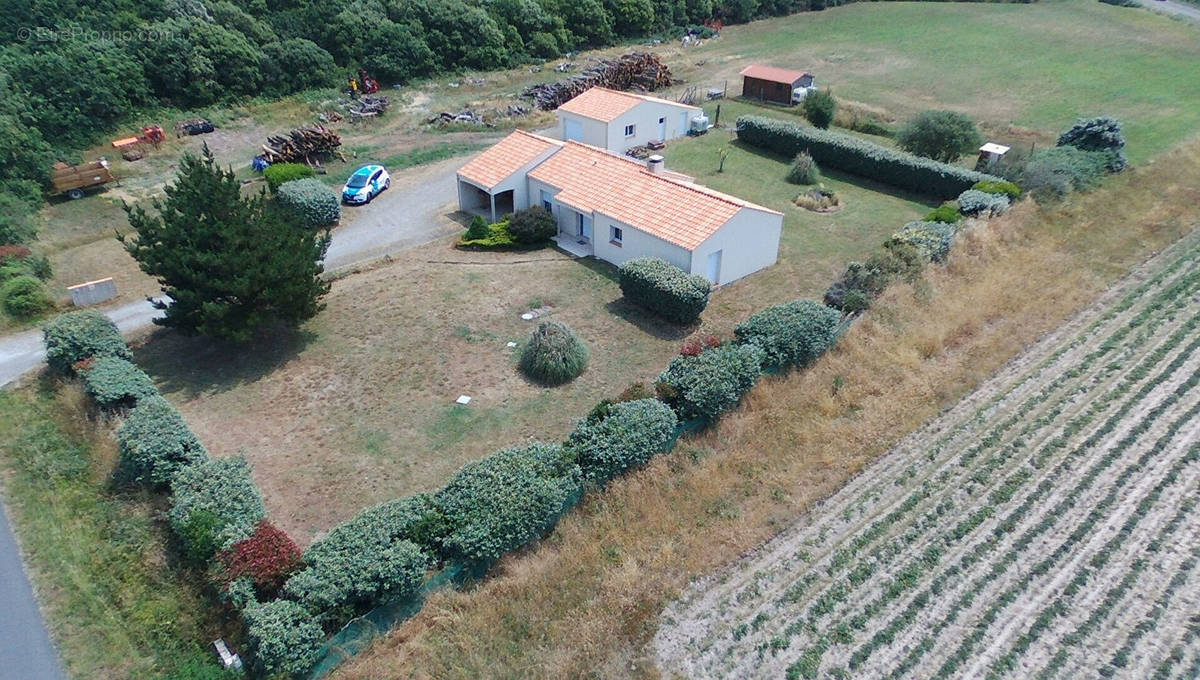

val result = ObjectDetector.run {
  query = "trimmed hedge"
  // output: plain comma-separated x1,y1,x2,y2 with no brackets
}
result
458,219,517,249
565,399,677,484
81,356,158,408
618,257,712,324
887,221,958,263
734,299,841,370
243,598,324,678
42,310,132,374
956,189,1010,217
923,203,962,224
519,321,589,385
117,396,210,487
657,343,764,421
263,162,316,193
736,115,999,199
169,456,267,560
435,444,581,563
285,495,436,616
277,178,340,228
971,179,1021,199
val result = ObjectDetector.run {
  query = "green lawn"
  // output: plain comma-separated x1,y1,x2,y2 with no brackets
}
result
691,0,1200,163
0,385,236,680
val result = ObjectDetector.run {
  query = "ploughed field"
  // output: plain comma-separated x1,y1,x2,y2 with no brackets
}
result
655,229,1200,679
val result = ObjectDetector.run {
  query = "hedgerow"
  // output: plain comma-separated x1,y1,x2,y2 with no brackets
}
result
519,321,589,385
887,221,959,262
619,257,712,324
219,520,302,595
169,456,266,561
824,244,924,312
243,598,324,678
263,163,316,193
657,343,764,421
435,444,581,563
285,495,437,616
277,178,340,228
736,115,998,198
81,356,158,408
42,310,132,374
565,399,678,484
734,299,842,370
956,189,1009,217
116,396,209,487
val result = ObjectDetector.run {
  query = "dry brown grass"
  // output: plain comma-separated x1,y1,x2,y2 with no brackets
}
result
332,137,1200,680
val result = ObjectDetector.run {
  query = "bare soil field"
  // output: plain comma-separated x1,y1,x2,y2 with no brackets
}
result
655,227,1200,679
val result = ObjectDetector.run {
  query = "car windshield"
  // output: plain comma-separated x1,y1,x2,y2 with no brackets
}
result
347,172,371,188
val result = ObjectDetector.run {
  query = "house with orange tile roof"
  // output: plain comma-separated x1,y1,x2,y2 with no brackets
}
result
556,87,703,153
456,130,783,285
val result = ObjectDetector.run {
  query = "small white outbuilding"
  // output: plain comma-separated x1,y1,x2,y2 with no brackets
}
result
556,87,703,154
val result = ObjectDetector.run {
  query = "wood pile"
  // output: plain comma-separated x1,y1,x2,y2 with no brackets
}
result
349,96,389,117
258,125,343,164
427,110,495,128
521,52,673,111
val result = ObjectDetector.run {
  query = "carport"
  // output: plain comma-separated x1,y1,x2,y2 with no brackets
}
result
457,178,513,222
455,130,565,223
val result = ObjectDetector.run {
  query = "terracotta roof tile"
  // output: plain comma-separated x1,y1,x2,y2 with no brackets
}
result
529,141,780,251
457,130,562,190
739,65,811,85
556,87,697,122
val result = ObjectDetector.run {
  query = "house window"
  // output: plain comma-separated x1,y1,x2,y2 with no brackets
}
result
624,124,636,137
610,226,623,246
540,190,552,212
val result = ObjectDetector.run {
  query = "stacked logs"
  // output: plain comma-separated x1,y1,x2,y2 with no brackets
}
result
259,125,343,164
349,96,389,117
521,52,673,111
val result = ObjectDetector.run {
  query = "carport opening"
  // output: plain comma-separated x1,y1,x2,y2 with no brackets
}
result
494,189,515,219
461,182,491,217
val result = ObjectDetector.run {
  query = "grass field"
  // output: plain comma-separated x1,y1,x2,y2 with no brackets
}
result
0,383,235,680
656,227,1200,679
331,135,1200,679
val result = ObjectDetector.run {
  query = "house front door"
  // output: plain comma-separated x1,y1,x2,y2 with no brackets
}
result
578,213,593,241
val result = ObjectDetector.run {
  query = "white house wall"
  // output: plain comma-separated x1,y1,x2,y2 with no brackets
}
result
456,145,562,219
592,213,691,271
606,101,700,152
557,113,608,148
688,207,783,285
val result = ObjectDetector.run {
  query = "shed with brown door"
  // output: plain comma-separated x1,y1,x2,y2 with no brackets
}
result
739,65,814,106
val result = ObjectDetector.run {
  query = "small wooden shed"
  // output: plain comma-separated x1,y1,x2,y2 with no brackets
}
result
739,65,814,106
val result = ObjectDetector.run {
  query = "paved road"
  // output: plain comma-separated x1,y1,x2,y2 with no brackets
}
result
0,501,66,680
0,155,469,389
1138,0,1200,21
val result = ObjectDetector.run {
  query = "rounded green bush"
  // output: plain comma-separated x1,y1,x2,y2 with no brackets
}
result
81,355,159,408
802,89,836,130
519,321,589,385
2,275,51,318
923,203,962,224
657,343,764,421
263,162,316,192
277,177,340,228
786,151,821,185
566,399,677,484
42,310,132,373
243,598,324,678
971,179,1022,199
169,456,266,558
117,395,209,488
506,206,556,244
618,257,712,324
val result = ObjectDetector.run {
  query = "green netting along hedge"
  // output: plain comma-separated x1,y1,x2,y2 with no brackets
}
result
42,310,132,374
169,456,267,555
565,399,678,485
243,598,324,678
618,257,712,324
116,396,209,488
735,115,999,199
284,496,436,617
81,356,158,408
434,444,581,563
658,343,765,421
734,299,841,370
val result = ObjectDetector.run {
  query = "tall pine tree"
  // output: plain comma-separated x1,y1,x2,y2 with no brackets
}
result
121,145,331,342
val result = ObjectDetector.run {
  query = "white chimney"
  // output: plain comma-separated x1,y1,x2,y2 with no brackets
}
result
647,154,665,174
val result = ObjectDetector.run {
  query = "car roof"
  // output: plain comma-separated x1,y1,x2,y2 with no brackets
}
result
353,165,382,176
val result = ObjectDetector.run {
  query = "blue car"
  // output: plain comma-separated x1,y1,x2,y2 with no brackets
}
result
341,165,390,204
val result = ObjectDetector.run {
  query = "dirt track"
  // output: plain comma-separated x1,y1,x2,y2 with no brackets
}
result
655,227,1200,679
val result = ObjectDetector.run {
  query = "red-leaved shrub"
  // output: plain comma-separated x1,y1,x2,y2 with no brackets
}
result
680,341,703,357
220,520,302,594
0,245,31,263
702,335,723,349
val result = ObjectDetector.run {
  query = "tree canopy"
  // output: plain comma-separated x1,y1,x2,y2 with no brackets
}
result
121,145,331,342
895,110,984,163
